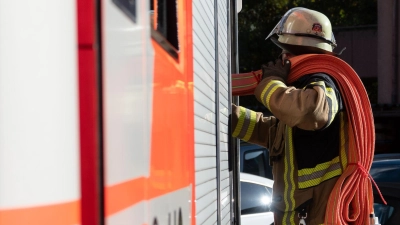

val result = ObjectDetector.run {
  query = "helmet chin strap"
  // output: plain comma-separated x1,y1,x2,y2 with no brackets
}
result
336,47,347,55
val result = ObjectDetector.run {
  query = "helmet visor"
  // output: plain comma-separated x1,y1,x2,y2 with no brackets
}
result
265,7,304,40
265,20,281,40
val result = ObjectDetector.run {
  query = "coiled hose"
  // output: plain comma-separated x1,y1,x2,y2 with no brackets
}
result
232,54,385,225
289,54,383,225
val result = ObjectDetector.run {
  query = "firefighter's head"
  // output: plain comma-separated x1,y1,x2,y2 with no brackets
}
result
266,7,344,56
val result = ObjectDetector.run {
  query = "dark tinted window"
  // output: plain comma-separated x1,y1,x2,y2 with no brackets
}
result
370,161,400,182
156,0,178,50
240,181,272,215
240,141,273,179
243,150,272,179
150,0,179,58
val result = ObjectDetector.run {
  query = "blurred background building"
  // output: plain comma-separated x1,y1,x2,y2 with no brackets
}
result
325,0,400,154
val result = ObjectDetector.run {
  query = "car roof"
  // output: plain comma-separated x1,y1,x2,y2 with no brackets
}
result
372,159,400,165
240,172,274,187
373,153,400,161
240,142,265,150
370,154,400,183
371,155,400,168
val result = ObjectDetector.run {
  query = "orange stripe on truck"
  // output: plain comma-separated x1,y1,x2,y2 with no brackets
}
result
104,0,195,221
105,177,146,216
0,200,80,225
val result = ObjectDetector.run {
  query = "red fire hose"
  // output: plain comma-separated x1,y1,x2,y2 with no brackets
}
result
232,54,385,225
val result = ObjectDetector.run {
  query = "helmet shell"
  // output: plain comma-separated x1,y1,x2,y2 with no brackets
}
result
266,7,338,55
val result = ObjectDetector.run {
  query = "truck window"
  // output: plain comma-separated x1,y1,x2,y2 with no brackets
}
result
150,0,179,58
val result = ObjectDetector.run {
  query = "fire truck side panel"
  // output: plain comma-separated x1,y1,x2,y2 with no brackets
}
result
193,0,217,223
0,0,238,224
216,0,231,224
147,0,195,223
147,187,191,225
102,0,152,184
193,0,232,224
104,0,195,223
102,0,153,223
106,202,145,225
0,0,80,224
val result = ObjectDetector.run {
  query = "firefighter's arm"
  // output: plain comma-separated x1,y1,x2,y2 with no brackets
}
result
254,77,337,130
231,104,278,148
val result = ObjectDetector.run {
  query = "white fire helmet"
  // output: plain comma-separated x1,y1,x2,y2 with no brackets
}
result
266,7,345,55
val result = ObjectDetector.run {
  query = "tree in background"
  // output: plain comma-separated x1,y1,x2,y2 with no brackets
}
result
238,0,377,109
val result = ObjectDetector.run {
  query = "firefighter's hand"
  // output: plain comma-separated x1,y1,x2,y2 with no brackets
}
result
261,59,291,81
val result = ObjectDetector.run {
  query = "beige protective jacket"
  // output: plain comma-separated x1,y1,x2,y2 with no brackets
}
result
232,75,348,225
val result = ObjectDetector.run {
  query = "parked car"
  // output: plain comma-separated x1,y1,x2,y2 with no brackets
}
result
370,153,400,225
240,172,274,225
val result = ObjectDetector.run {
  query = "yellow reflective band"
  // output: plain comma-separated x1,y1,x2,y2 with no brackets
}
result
260,81,276,106
242,110,257,141
298,156,340,176
266,83,285,110
297,156,342,189
283,126,296,224
326,87,338,124
260,80,286,110
309,81,325,86
288,128,296,212
282,211,296,225
298,168,342,189
232,106,246,137
283,132,290,211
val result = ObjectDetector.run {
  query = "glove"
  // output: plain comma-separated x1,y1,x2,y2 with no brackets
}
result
261,59,291,81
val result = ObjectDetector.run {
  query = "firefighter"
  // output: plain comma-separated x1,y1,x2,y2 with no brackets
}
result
231,7,356,225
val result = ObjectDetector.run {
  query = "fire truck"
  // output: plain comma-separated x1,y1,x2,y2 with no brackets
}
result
0,0,243,224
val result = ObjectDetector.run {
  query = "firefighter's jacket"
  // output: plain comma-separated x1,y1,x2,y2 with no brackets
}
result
232,73,348,225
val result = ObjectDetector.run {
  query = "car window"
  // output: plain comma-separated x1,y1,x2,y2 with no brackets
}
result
243,150,272,179
240,181,272,215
